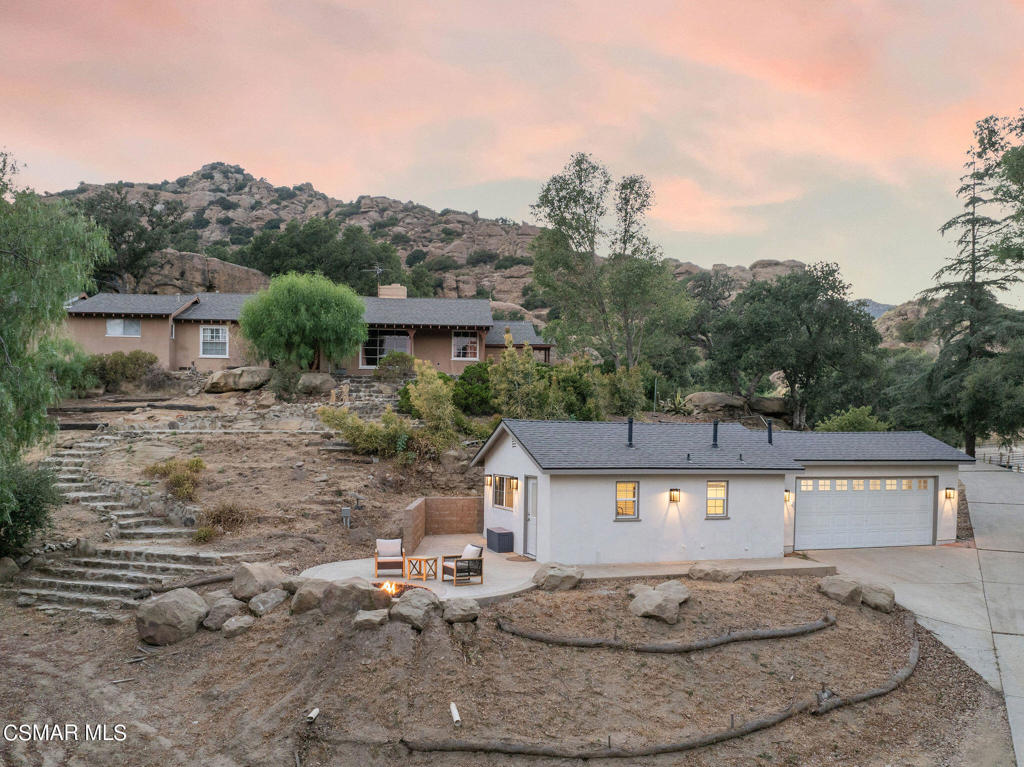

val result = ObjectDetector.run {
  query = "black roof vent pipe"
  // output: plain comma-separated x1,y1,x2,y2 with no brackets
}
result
627,417,634,448
767,418,773,445
712,419,719,449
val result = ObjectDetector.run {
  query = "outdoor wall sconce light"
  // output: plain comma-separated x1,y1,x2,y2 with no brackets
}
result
484,474,492,486
510,477,519,490
944,487,955,500
669,488,681,503
784,489,793,504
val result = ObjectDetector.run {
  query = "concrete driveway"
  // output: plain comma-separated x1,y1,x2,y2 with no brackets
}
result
808,461,1024,765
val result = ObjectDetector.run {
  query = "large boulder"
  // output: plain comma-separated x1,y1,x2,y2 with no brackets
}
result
320,577,390,616
281,575,309,594
205,367,272,393
442,597,480,623
688,565,743,583
202,597,246,630
389,587,441,630
290,579,331,614
629,590,680,624
248,588,289,617
230,562,286,601
137,588,209,645
748,396,788,416
627,583,654,599
0,556,19,583
353,609,389,630
297,372,336,395
654,579,691,604
531,563,584,591
818,576,862,606
201,588,233,607
222,614,255,638
684,391,746,413
860,582,896,613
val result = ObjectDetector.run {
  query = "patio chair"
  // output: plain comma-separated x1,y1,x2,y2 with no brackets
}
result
442,543,484,586
374,538,405,578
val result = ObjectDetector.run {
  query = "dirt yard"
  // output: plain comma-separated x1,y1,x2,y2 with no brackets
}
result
0,575,1013,766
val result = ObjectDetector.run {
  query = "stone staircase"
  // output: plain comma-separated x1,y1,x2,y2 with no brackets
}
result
335,376,402,416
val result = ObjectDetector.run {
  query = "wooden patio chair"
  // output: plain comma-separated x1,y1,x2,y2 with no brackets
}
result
374,538,405,578
441,543,484,586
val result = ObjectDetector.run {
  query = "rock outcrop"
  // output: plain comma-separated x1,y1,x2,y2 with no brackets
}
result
136,588,209,645
205,367,272,393
135,249,269,295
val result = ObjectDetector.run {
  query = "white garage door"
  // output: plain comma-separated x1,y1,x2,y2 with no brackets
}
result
794,477,935,550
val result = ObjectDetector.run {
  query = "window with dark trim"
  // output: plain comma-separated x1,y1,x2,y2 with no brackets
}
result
615,481,639,519
360,329,410,368
492,475,513,509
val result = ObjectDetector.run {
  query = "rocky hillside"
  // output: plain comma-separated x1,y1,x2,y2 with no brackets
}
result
874,298,938,353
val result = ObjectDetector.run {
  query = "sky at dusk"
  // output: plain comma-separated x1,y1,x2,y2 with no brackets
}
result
4,0,1024,304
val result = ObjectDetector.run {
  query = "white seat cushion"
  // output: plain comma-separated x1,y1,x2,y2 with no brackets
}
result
461,544,483,560
377,557,404,565
377,539,402,557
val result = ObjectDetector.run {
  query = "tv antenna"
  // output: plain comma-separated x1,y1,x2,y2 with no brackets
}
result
362,260,386,290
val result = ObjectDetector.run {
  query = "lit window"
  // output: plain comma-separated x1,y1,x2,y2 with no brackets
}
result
360,329,410,368
492,476,514,509
902,479,913,490
200,326,228,357
615,481,639,519
818,479,831,491
870,479,881,490
918,479,929,490
885,479,897,491
452,331,479,360
852,480,865,491
800,479,813,492
706,481,728,518
105,318,141,337
835,480,848,491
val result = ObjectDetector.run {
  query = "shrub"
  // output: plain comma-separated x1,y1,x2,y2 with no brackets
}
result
191,212,211,230
390,232,412,246
37,338,99,397
216,215,234,226
228,224,254,245
269,362,301,402
192,526,217,544
201,502,250,532
492,309,524,321
373,351,415,382
263,218,284,230
85,350,159,389
520,281,547,310
440,226,460,241
396,381,416,416
140,364,174,391
275,186,298,201
426,255,459,272
210,196,239,210
495,255,533,269
453,362,494,415
0,461,60,556
406,360,458,450
405,249,427,267
143,458,205,501
474,286,491,299
200,171,214,180
467,249,500,266
370,216,399,233
816,406,890,432
319,406,416,457
598,366,647,417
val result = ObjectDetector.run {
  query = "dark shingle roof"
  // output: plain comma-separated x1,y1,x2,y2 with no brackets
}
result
177,293,254,321
474,420,804,472
362,297,492,327
485,321,549,346
771,431,974,463
66,293,197,316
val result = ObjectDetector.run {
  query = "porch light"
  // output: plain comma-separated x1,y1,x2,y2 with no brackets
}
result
484,474,492,486
944,487,955,500
784,489,793,504
510,477,519,490
669,488,681,503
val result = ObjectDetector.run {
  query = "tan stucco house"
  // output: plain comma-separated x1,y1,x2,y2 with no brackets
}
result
65,284,552,374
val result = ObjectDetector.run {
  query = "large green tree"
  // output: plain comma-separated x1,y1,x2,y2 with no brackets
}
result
530,153,689,370
77,183,186,292
238,272,367,370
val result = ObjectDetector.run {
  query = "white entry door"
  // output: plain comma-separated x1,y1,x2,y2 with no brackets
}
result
795,477,935,550
524,476,538,558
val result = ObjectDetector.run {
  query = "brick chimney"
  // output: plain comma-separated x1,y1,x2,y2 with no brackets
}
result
378,283,408,299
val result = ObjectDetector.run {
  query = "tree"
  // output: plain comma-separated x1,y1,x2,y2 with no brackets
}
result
711,263,880,429
816,406,890,432
78,183,186,291
491,333,549,418
530,153,688,370
682,271,736,357
238,272,366,370
920,114,1024,455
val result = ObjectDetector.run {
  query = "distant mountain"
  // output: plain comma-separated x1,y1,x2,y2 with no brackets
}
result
858,299,896,319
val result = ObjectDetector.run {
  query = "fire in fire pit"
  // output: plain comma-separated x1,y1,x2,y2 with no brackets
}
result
374,581,430,598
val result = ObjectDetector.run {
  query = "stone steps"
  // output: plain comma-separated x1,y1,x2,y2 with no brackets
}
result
109,509,151,520
6,587,133,610
62,491,115,502
116,516,169,530
35,563,178,586
17,575,152,599
93,546,260,566
116,527,195,541
63,556,217,577
85,501,127,512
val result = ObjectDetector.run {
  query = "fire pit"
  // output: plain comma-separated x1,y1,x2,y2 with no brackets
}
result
374,581,430,599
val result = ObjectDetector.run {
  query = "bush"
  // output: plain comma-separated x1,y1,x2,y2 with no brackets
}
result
426,255,459,272
370,216,400,233
598,366,647,417
143,458,205,501
373,351,415,382
85,350,159,389
201,502,250,532
191,212,211,230
210,196,239,210
453,362,494,415
140,364,174,391
0,461,60,556
263,218,284,231
405,249,427,267
492,309,524,321
396,381,416,416
467,249,500,266
37,338,99,397
319,406,416,457
269,362,301,402
406,360,458,451
193,526,217,543
495,255,533,269
440,226,460,241
274,186,297,201
390,232,412,246
216,215,234,226
816,406,890,432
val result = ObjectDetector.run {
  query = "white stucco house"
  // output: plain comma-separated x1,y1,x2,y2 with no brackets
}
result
470,419,973,565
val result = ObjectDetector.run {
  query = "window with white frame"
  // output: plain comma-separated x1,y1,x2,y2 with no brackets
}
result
106,318,141,337
870,479,881,490
799,479,814,492
885,479,898,491
615,481,639,519
706,481,728,518
360,329,410,368
451,331,479,360
918,478,929,490
492,475,514,509
853,480,865,491
200,326,229,358
835,479,848,491
818,479,831,491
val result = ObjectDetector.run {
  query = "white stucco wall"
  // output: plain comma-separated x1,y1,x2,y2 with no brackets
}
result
481,430,549,556
783,463,962,550
542,473,785,565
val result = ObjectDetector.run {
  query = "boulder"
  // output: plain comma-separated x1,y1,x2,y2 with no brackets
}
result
860,582,895,613
688,565,743,583
626,583,654,599
683,391,746,412
442,597,480,623
290,579,331,614
202,597,246,630
629,590,680,624
296,372,336,395
222,614,255,638
205,367,272,393
281,575,308,594
136,588,209,645
531,563,584,591
320,577,390,616
748,396,788,416
202,588,233,607
248,588,289,617
389,587,441,630
353,609,389,629
654,579,691,604
818,576,862,606
0,556,19,583
230,562,286,601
